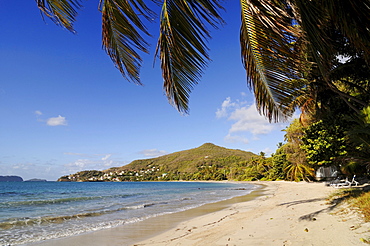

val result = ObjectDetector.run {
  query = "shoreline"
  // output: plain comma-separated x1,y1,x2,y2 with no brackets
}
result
28,182,262,246
30,181,369,246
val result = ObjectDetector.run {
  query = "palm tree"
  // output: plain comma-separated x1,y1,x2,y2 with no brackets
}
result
284,159,314,182
343,106,370,174
281,118,314,181
36,0,370,120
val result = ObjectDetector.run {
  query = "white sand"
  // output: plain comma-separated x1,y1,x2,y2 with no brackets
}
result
134,181,369,246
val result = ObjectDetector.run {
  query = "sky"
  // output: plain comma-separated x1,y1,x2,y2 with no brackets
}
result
0,1,296,181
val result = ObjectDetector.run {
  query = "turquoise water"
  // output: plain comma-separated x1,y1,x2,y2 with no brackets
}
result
0,181,255,245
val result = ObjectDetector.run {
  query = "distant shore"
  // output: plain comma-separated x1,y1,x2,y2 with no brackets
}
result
32,181,369,246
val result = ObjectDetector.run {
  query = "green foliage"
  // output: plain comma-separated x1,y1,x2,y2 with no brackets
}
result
341,107,370,175
284,162,314,182
58,170,105,182
115,143,256,175
346,106,370,158
268,146,289,180
280,119,315,181
301,120,347,167
340,160,368,176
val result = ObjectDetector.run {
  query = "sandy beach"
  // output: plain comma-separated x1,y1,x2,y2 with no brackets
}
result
134,181,369,246
33,181,369,246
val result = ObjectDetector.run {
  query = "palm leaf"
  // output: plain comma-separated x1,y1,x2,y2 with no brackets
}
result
294,0,370,80
240,0,302,122
101,0,154,84
280,79,317,119
37,0,81,32
346,106,370,148
284,162,314,182
324,0,370,62
293,0,333,79
156,0,224,114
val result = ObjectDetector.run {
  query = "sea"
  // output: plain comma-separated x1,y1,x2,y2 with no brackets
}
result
0,181,257,246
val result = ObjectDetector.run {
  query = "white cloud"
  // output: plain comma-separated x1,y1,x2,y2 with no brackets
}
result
216,97,293,145
139,149,167,157
47,115,67,126
102,154,111,161
217,97,275,136
228,104,274,135
63,152,86,156
224,134,249,144
0,161,57,181
34,110,44,122
64,153,114,161
215,97,236,118
261,147,273,156
63,154,126,174
12,164,23,170
64,159,98,174
65,159,90,169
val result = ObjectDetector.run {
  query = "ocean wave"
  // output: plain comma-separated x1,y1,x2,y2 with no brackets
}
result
0,193,138,209
0,211,104,230
0,200,161,230
0,214,147,246
0,191,19,196
119,200,167,210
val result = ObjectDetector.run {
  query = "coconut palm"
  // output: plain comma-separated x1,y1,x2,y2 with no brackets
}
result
36,0,370,120
284,159,314,182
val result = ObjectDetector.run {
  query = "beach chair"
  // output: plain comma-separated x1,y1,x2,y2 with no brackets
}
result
350,175,359,186
330,175,358,188
330,177,350,188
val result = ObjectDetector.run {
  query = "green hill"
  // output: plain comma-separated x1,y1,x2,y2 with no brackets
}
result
108,143,256,172
58,143,257,182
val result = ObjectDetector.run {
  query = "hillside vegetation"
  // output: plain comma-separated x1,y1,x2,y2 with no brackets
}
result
109,143,256,173
58,143,257,182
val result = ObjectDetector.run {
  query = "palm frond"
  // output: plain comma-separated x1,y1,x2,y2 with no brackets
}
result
293,0,333,79
156,0,224,114
324,0,370,62
284,162,314,181
240,0,302,122
279,79,313,113
346,106,370,148
36,0,81,32
101,0,154,84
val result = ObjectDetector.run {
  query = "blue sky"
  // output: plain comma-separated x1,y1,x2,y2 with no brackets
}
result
0,1,295,181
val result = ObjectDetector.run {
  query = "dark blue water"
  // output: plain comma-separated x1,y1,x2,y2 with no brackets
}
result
0,181,256,245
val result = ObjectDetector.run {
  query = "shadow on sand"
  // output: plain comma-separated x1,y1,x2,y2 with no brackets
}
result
276,183,370,221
